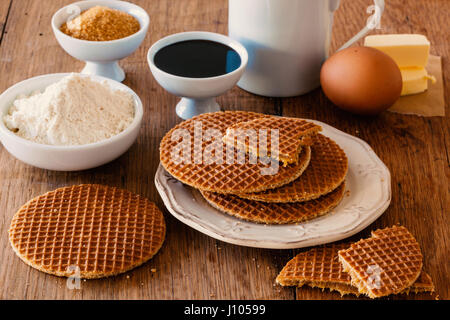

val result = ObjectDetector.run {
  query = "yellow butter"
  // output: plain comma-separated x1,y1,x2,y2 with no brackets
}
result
400,67,435,96
364,34,430,68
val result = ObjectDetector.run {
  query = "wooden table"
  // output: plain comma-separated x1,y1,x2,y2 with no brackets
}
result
0,0,448,300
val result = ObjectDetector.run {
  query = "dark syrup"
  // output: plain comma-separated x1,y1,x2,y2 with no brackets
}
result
154,40,241,78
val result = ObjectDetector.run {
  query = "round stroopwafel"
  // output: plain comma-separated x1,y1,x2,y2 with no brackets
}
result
9,184,166,279
338,225,423,298
200,182,345,224
238,134,348,203
276,243,433,296
160,111,312,194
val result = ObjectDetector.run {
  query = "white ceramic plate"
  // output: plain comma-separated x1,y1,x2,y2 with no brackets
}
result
155,120,391,249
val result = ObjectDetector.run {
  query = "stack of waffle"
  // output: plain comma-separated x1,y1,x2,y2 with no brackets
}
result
160,111,348,224
276,225,434,298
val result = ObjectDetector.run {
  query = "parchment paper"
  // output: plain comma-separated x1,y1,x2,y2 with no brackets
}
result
388,55,445,116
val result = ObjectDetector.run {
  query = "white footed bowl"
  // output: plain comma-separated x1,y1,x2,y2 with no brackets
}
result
148,31,248,119
52,0,149,82
0,73,143,171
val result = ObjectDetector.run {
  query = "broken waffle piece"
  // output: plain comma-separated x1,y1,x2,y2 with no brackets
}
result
338,225,423,298
223,116,321,166
276,243,433,297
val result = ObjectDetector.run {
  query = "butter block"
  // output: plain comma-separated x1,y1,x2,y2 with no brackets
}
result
364,34,430,68
400,67,435,96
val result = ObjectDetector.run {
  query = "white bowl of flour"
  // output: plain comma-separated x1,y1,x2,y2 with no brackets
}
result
0,73,143,171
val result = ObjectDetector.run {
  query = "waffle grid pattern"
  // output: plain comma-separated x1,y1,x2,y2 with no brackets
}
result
9,185,166,279
276,243,350,287
276,243,433,296
223,116,322,165
338,225,423,298
239,134,348,203
200,182,345,224
160,111,312,194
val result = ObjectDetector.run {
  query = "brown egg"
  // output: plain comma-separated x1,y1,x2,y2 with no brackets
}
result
320,46,402,115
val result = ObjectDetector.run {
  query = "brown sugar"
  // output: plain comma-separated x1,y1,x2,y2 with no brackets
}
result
60,6,140,41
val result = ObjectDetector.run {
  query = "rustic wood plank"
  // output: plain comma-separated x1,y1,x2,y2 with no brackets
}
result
0,0,11,44
0,0,293,300
281,0,448,300
0,0,447,300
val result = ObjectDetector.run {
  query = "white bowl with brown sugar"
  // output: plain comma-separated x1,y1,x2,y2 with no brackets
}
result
51,0,150,82
0,73,143,171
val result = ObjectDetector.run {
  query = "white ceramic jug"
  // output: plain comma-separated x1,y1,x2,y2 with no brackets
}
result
229,0,384,97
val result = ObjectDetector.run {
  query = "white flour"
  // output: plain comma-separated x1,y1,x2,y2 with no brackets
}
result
3,74,135,145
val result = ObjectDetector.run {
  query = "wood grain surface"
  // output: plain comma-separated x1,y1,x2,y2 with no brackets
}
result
0,0,448,300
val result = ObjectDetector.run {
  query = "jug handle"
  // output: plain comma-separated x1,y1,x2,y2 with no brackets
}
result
332,0,385,51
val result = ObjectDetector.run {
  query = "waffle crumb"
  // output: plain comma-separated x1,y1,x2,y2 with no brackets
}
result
151,268,157,273
60,6,140,41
